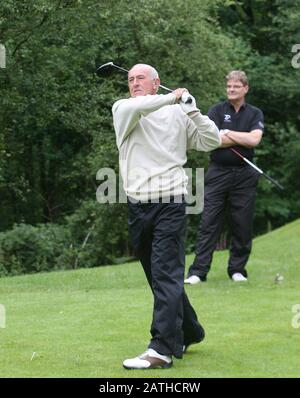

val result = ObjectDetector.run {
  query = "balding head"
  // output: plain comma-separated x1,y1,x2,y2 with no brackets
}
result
128,64,160,98
129,64,159,79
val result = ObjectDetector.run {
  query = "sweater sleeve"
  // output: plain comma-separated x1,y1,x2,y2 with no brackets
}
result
112,93,177,148
186,112,221,152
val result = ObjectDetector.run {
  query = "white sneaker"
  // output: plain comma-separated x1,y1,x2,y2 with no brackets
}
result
184,275,201,285
232,273,248,282
123,348,173,369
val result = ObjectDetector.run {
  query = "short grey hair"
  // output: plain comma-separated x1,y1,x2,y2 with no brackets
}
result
226,70,248,86
149,66,159,79
129,63,159,79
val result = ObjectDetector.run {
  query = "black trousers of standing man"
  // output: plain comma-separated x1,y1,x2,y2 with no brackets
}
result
128,196,204,359
188,163,259,281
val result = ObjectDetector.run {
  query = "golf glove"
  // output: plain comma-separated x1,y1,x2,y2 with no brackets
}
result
179,93,199,115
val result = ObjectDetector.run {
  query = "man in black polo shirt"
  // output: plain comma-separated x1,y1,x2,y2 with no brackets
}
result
185,70,264,284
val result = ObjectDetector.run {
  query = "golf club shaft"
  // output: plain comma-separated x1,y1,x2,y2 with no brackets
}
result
230,148,284,190
110,64,129,74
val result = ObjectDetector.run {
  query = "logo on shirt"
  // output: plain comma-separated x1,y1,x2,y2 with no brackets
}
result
224,114,231,122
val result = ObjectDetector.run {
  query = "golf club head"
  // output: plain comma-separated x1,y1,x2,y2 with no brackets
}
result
97,61,129,77
96,62,115,76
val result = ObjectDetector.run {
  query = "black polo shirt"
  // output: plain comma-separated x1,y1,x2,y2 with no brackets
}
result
208,101,264,166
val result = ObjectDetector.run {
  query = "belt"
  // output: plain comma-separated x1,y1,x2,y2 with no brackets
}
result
127,194,185,205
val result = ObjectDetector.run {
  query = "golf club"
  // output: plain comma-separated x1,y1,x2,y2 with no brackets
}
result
97,61,192,103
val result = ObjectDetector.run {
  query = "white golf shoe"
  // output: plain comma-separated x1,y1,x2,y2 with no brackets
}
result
123,348,173,370
232,273,248,282
184,275,201,285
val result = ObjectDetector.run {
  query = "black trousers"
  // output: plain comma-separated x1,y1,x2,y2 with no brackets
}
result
188,163,259,280
128,197,204,358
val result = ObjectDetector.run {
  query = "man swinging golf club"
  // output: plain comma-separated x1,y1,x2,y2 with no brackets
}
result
112,63,221,369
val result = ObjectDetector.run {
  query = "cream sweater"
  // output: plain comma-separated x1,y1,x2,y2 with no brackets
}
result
112,93,221,201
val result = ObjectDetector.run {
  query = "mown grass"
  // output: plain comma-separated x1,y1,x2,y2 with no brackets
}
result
0,219,299,378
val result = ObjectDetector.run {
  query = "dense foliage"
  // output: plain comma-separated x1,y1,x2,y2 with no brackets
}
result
0,0,299,275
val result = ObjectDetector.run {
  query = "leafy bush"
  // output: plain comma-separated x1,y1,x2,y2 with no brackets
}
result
0,200,132,276
0,223,71,276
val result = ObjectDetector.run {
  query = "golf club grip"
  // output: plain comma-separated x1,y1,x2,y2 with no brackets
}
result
181,92,192,104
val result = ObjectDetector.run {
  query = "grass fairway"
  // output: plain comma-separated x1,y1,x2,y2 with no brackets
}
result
0,219,300,378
